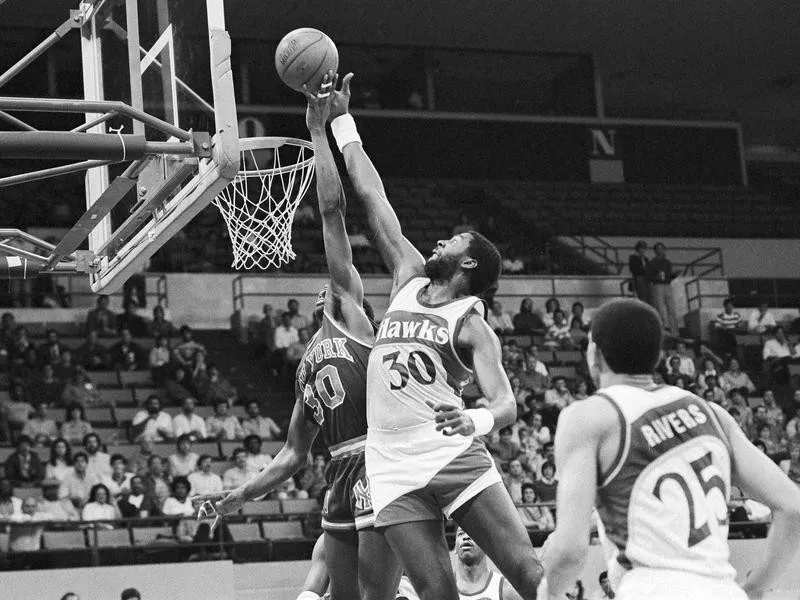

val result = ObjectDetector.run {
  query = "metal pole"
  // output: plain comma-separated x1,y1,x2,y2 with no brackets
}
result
0,160,114,187
71,111,118,132
0,110,37,131
0,17,78,89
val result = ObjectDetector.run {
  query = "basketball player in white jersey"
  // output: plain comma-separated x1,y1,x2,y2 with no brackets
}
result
326,74,542,600
542,298,800,600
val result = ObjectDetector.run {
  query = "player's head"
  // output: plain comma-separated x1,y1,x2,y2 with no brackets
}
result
454,527,486,566
315,285,378,332
588,299,663,384
425,232,501,296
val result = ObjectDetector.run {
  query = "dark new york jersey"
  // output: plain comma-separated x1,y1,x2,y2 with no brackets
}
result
296,311,371,449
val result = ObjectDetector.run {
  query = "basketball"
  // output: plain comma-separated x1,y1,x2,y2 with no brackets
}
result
274,28,339,93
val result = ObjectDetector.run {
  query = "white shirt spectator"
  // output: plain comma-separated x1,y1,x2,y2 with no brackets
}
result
161,496,194,517
502,257,524,274
763,338,793,360
45,463,74,483
749,309,777,333
188,471,223,497
169,452,199,477
86,452,112,481
206,415,244,440
675,355,696,378
81,501,118,522
488,310,514,333
274,324,299,350
101,473,133,497
132,410,174,442
173,413,208,440
245,453,273,478
222,466,249,490
241,416,282,440
58,471,99,506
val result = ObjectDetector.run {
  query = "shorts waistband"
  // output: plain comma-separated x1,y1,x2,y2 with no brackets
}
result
329,435,367,458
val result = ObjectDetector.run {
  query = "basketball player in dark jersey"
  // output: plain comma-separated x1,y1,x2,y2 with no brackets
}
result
542,299,800,600
211,72,400,600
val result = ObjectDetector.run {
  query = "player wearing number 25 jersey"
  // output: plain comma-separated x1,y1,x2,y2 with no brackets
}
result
543,299,800,600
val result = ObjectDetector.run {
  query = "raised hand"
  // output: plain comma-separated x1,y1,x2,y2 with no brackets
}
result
329,72,354,121
303,71,337,133
427,400,476,437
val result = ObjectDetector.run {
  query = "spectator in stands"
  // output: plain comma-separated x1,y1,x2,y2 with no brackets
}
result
664,356,691,389
198,364,238,406
763,327,797,383
520,347,549,398
8,496,52,551
3,383,33,443
488,426,521,464
192,349,209,387
206,399,244,441
33,364,64,408
116,300,148,337
699,375,726,405
285,298,309,332
755,423,779,454
713,299,744,357
544,310,573,351
172,396,207,441
763,390,786,437
501,246,524,275
780,445,800,488
729,390,754,437
109,328,143,368
573,379,589,401
118,475,158,519
721,358,756,395
38,329,69,367
188,455,223,497
117,349,142,373
299,453,328,500
697,357,720,385
0,311,15,348
286,329,310,372
241,399,282,440
142,455,171,507
274,476,308,501
542,298,561,329
58,452,99,508
517,483,555,531
54,349,77,382
121,589,142,600
149,335,172,385
149,305,176,339
129,438,156,477
273,313,299,376
38,479,79,521
526,412,551,452
60,405,93,445
544,376,575,410
253,304,277,358
86,295,116,337
243,434,273,477
164,366,194,405
646,243,680,337
46,438,74,482
487,301,514,334
162,476,197,542
21,402,57,442
752,405,781,449
102,454,132,500
534,460,558,504
748,300,778,334
672,342,697,378
502,458,532,504
628,241,650,303
61,368,103,409
511,377,531,409
0,477,22,518
222,447,250,489
82,483,119,527
4,435,44,485
7,325,35,367
172,325,206,369
568,317,589,351
169,434,199,477
513,298,545,335
571,302,591,332
83,432,112,480
131,394,174,442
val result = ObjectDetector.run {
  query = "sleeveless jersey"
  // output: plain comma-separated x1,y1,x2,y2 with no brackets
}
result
367,277,484,431
296,311,371,448
595,384,736,580
395,571,504,600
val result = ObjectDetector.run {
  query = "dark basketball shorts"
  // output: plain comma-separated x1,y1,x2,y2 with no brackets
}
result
322,436,375,531
373,438,502,528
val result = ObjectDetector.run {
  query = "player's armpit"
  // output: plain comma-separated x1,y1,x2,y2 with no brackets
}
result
501,577,524,600
543,401,608,600
458,312,516,430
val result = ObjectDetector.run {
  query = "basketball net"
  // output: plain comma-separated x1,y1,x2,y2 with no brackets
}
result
213,137,315,270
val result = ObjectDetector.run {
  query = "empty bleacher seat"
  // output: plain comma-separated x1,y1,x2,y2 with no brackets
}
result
114,407,140,422
85,407,113,423
192,442,221,459
119,371,154,387
132,388,161,403
43,530,87,550
554,351,583,365
105,444,139,461
103,389,136,405
91,372,121,387
548,366,577,380
538,350,556,365
227,523,263,542
13,487,42,501
93,427,123,444
95,527,132,548
281,499,319,514
132,526,175,545
260,521,305,540
242,500,282,516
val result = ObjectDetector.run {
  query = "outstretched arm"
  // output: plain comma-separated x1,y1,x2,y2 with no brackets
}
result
330,74,425,295
303,73,363,303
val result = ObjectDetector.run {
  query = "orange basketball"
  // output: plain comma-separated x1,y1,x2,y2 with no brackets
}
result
275,28,339,93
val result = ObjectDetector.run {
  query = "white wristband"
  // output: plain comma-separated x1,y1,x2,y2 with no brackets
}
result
331,114,362,152
296,592,321,600
465,408,495,436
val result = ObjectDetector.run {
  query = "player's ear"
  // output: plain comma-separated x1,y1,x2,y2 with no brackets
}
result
460,257,478,270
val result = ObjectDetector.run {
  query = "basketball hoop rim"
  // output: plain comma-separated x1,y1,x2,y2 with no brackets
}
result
237,136,314,178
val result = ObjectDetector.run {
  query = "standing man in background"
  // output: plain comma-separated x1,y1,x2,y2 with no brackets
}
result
628,241,649,304
646,243,680,337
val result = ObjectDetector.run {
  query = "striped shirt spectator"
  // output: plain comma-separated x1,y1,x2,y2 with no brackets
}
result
715,302,743,330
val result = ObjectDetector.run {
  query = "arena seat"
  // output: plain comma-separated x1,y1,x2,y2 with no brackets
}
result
84,407,113,423
114,407,140,423
548,366,578,380
93,427,123,443
192,442,221,458
13,487,42,501
260,521,305,540
0,447,16,462
103,389,136,405
91,372,122,387
94,528,133,548
105,444,139,461
132,526,175,545
554,351,583,365
281,499,319,514
119,371,155,388
43,530,87,550
242,500,282,516
0,532,8,552
227,523,263,542
132,388,161,403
